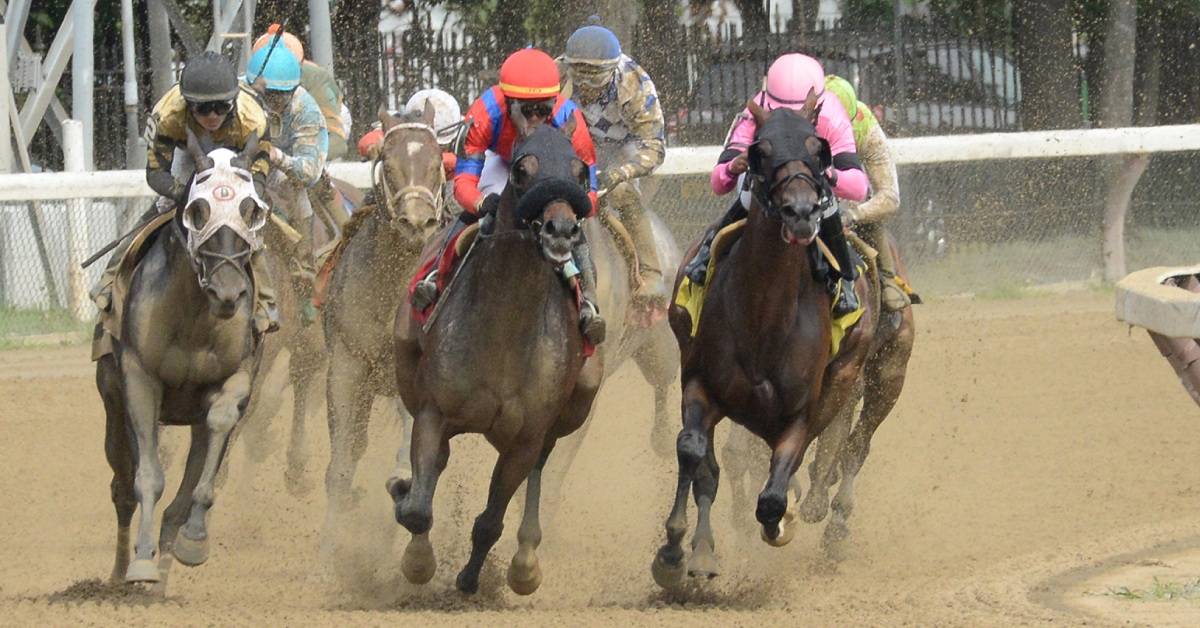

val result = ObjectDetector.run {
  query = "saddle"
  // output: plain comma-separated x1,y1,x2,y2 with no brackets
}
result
91,211,176,361
673,219,867,356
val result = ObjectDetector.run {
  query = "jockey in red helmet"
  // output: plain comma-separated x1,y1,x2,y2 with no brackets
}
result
413,48,607,345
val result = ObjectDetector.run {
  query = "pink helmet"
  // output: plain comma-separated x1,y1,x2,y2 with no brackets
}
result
764,53,826,109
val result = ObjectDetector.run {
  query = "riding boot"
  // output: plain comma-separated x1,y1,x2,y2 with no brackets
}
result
412,213,473,311
683,198,748,286
820,210,860,317
858,222,910,311
571,236,607,345
290,213,318,326
251,247,281,334
611,183,667,305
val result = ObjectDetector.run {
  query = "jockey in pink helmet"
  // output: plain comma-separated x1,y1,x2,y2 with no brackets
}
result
686,52,869,317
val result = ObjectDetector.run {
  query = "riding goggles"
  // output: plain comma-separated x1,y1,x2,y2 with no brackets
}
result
193,99,235,116
570,64,615,89
518,99,555,120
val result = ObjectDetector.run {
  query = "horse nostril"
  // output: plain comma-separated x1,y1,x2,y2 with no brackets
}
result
544,222,556,236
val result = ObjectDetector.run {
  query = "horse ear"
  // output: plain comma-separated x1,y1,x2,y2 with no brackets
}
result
422,99,436,126
803,88,821,125
380,105,400,131
560,112,577,140
748,99,768,126
187,127,215,171
239,131,258,167
807,136,832,172
511,101,531,141
749,138,771,175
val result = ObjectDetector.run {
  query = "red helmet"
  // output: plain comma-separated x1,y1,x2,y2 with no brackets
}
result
498,48,560,99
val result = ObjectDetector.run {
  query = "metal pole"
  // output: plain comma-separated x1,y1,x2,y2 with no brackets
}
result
892,0,905,135
64,120,92,320
149,0,173,99
308,0,334,73
0,28,13,173
4,0,30,68
71,0,94,170
121,0,140,168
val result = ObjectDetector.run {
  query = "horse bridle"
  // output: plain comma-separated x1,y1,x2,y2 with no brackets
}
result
372,121,446,225
749,145,833,224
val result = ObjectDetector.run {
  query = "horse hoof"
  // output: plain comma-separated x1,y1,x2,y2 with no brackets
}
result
285,466,314,497
401,534,436,584
173,531,210,567
760,509,797,547
798,496,829,524
651,552,686,590
686,543,720,579
507,549,543,596
125,558,161,583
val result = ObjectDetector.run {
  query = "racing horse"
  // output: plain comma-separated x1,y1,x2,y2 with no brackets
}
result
317,103,446,560
651,99,867,587
721,229,916,561
94,131,267,589
391,117,604,595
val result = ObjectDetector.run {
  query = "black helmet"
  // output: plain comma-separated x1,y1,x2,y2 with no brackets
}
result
179,51,239,103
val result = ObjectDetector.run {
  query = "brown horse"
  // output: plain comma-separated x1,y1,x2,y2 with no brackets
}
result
95,131,266,590
317,104,446,559
392,119,601,595
721,229,916,560
652,99,863,587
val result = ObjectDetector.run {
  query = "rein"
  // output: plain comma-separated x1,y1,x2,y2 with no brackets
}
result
372,121,446,223
750,165,832,223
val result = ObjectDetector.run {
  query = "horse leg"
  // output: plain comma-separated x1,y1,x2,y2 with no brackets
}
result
122,357,166,583
508,444,555,595
758,416,813,546
394,403,450,585
173,370,252,567
385,397,414,495
687,430,721,578
632,328,680,459
721,424,761,536
652,381,722,589
799,392,857,525
98,355,136,584
154,424,208,593
456,435,544,594
324,347,372,512
285,338,323,496
824,336,913,559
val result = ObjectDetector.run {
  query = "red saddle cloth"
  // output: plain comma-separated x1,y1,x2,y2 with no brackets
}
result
407,232,595,357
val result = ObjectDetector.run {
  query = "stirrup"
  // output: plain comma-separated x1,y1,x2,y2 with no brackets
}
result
684,249,711,286
411,271,439,311
579,299,607,345
256,303,281,334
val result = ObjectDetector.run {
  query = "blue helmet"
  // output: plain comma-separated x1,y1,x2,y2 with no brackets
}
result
564,25,621,68
245,45,301,91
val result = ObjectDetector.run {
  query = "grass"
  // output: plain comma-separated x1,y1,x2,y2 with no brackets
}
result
0,306,91,349
1104,577,1200,602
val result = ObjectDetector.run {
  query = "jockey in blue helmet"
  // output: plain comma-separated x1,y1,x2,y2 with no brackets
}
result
246,45,329,325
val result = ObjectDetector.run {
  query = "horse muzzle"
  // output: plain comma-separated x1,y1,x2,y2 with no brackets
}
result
537,211,582,264
780,211,819,246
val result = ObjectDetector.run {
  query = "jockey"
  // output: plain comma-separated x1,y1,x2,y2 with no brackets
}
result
90,51,280,334
253,26,350,230
557,21,668,306
824,74,910,311
684,52,869,317
246,45,329,326
412,47,606,345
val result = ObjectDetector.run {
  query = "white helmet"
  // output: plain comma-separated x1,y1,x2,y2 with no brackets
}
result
406,89,462,145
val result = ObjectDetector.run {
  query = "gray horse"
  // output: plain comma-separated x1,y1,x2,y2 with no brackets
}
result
317,104,445,560
94,131,267,590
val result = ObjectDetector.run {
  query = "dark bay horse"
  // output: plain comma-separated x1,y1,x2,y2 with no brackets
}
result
721,229,916,561
391,119,601,595
94,131,266,590
317,104,445,559
652,99,859,587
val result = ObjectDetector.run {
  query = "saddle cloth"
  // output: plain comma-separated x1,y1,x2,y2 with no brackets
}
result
673,219,866,356
92,211,176,361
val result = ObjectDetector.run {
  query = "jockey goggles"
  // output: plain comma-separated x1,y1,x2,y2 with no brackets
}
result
570,64,615,89
516,98,555,120
193,99,235,116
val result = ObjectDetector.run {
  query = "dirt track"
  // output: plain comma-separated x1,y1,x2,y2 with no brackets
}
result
3,289,1200,626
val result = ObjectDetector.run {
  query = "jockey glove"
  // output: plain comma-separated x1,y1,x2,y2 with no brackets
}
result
253,172,267,200
478,192,501,218
599,168,626,192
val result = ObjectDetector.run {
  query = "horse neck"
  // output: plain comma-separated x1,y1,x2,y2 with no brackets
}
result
727,206,818,325
161,226,209,304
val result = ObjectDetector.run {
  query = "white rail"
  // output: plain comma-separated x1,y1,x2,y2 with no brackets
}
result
4,124,1200,201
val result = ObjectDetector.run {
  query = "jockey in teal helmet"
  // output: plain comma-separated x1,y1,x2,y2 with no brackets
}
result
246,45,329,325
